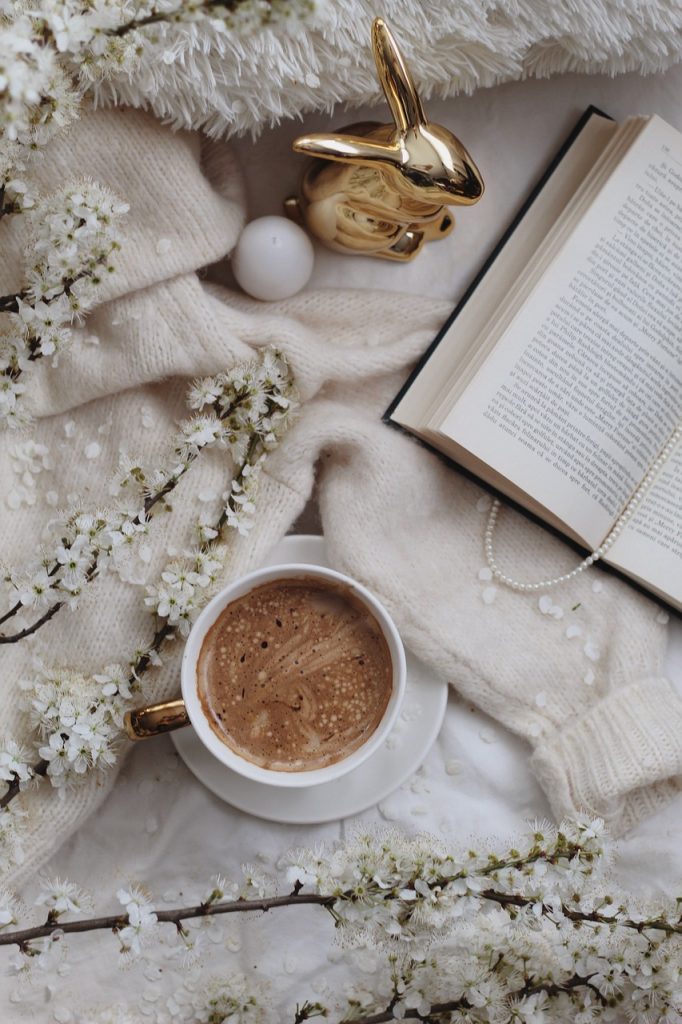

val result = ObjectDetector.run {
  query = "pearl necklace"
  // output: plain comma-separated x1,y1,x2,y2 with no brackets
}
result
483,422,682,592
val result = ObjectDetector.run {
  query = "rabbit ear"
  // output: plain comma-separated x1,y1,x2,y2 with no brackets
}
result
293,133,401,166
372,18,425,132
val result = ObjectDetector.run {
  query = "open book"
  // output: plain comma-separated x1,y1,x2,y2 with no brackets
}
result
387,108,682,612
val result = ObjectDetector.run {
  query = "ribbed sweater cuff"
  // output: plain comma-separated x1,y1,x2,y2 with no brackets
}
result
530,677,682,835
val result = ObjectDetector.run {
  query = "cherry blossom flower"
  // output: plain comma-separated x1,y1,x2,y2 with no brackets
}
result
0,149,36,214
36,876,89,917
16,567,53,608
177,414,226,456
0,738,33,786
116,884,158,956
38,732,70,780
0,13,78,146
0,374,27,427
29,665,138,789
93,664,133,701
0,179,127,427
187,376,224,410
203,874,239,906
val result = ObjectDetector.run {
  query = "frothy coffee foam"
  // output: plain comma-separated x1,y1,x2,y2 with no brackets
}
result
197,577,393,771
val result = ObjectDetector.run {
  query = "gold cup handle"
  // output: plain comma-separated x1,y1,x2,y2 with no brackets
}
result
124,699,189,740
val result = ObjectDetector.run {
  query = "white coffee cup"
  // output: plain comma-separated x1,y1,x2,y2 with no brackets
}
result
124,562,406,788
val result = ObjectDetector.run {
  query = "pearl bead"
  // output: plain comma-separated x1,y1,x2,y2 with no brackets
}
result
232,216,315,301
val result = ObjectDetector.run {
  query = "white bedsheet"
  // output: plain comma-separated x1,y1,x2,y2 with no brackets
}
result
4,65,682,1023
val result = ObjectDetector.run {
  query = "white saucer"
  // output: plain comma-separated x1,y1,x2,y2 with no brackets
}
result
172,535,448,824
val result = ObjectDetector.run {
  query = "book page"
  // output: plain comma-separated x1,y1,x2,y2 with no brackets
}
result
439,116,682,549
389,112,618,428
606,436,682,608
427,120,643,428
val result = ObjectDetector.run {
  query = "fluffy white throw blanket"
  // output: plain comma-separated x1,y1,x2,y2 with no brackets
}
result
1,107,681,888
94,0,682,137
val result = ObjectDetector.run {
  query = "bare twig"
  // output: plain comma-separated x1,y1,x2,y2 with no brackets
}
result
0,892,334,948
0,601,66,644
0,760,48,810
0,598,23,628
0,291,26,314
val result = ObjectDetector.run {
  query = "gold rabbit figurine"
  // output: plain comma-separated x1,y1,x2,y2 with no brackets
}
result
285,18,484,261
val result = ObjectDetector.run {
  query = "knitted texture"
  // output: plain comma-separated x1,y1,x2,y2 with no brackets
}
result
290,392,682,835
530,677,682,832
91,0,682,138
0,107,680,889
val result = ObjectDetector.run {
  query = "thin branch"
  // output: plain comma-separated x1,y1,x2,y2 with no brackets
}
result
0,601,65,644
354,1000,467,1024
0,760,47,810
0,892,334,948
132,622,173,679
0,291,25,314
0,276,38,315
0,599,22,627
0,511,156,643
479,888,682,935
111,0,242,38
0,561,64,640
351,975,603,1024
0,462,196,643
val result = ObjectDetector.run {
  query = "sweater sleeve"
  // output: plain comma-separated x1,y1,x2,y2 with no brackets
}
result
530,676,682,832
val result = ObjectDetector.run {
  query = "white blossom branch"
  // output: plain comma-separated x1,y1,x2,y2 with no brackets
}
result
0,824,680,1022
109,0,313,39
478,886,682,936
0,622,172,811
0,182,128,429
1,1,316,154
0,351,297,822
0,823,680,949
345,978,606,1024
0,356,287,640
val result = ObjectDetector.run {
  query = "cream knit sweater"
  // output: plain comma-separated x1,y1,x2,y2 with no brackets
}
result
0,107,680,888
